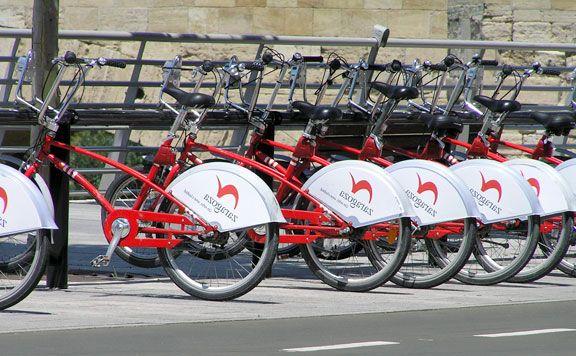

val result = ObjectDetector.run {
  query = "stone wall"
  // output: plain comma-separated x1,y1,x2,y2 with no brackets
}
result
449,1,575,105
0,1,449,149
447,1,576,148
1,1,447,37
2,1,573,148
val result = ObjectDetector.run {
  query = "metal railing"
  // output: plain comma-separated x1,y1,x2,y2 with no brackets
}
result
0,25,574,196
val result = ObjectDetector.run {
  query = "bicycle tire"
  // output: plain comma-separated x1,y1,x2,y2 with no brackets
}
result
157,197,278,300
388,218,477,289
519,212,573,281
456,215,540,285
0,229,48,310
300,217,412,292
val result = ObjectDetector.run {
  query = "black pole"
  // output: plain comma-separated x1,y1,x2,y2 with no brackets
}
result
46,125,69,289
253,123,275,278
32,0,67,289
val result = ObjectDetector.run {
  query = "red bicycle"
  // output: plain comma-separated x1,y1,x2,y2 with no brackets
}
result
395,56,574,283
248,55,480,288
13,51,283,302
103,52,415,292
279,54,544,286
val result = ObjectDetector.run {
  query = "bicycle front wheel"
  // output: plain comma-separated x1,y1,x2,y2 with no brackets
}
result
456,216,540,285
389,218,477,289
300,217,412,292
0,229,48,310
519,212,573,281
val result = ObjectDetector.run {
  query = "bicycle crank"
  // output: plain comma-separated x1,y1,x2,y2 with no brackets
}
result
91,218,130,267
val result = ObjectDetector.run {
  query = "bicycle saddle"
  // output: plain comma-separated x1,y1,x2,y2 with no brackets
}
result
371,82,419,100
530,111,576,135
292,101,342,122
473,95,521,113
418,113,464,133
162,84,215,108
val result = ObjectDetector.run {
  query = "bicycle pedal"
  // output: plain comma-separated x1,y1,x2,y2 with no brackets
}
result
90,255,110,267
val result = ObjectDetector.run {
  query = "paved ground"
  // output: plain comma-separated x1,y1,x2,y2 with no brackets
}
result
1,202,576,354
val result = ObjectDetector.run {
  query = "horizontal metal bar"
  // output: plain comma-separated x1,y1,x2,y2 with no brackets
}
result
0,29,378,47
387,38,576,51
2,29,576,52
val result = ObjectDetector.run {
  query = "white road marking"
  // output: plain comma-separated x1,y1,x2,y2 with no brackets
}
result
282,341,399,352
475,328,576,338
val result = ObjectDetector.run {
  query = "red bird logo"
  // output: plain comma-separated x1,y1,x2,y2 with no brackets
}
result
520,171,541,197
350,173,373,203
216,176,239,209
479,172,502,202
416,174,439,205
0,187,7,214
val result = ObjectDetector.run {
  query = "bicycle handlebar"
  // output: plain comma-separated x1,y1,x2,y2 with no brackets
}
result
201,60,214,72
291,53,323,63
261,52,274,64
64,51,79,64
442,55,455,67
242,62,265,71
423,61,448,72
60,50,127,68
366,60,402,72
329,58,342,71
480,59,499,66
539,68,561,76
100,58,127,68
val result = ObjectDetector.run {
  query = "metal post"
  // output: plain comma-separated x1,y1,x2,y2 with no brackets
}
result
231,44,265,154
253,123,274,278
32,0,67,289
361,25,389,103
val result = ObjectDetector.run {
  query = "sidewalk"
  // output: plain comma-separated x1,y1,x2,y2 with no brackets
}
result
1,202,574,334
3,271,576,334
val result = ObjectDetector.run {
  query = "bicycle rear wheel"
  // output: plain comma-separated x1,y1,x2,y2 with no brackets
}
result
388,218,477,289
456,216,540,285
0,229,48,310
157,201,278,300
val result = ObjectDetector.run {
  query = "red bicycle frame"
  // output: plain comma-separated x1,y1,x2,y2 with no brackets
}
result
23,131,215,249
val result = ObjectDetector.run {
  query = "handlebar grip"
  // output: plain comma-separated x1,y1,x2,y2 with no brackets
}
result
302,55,323,63
201,60,214,72
427,63,448,72
244,62,264,71
64,51,79,64
540,68,561,76
104,59,126,68
367,63,388,71
367,60,402,72
442,55,455,67
480,59,499,66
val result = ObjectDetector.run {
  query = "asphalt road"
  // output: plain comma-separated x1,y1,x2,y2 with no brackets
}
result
2,300,576,356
